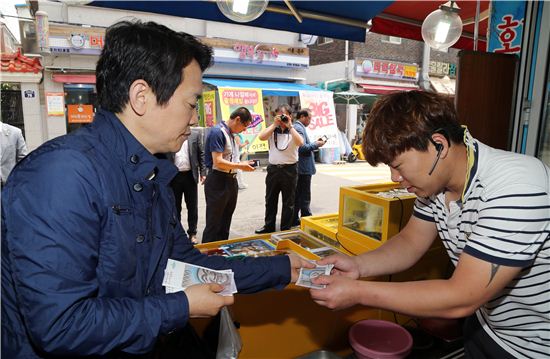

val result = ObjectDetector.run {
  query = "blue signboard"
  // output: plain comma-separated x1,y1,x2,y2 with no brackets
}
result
488,1,527,54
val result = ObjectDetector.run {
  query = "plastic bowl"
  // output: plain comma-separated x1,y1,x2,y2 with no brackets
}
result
349,319,413,359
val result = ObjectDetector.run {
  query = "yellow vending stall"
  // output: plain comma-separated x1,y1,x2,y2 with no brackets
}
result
193,183,450,358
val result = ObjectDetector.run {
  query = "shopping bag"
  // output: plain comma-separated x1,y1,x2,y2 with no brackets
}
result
216,306,242,359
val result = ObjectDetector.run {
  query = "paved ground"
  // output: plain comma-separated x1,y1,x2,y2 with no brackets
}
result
184,161,391,242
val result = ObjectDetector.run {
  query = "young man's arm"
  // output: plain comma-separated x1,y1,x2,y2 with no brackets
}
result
212,152,253,172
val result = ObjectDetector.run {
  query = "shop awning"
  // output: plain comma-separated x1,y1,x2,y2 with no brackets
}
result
203,78,323,96
333,91,378,106
88,1,392,42
358,83,419,95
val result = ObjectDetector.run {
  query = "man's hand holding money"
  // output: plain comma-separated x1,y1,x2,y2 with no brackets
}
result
288,253,316,283
185,283,234,318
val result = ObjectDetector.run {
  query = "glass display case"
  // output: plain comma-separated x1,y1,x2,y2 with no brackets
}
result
338,183,417,254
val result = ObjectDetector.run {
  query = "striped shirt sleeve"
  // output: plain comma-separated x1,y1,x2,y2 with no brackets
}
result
464,185,550,267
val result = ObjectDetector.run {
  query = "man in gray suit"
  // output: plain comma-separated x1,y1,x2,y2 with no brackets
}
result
170,127,205,243
1,121,28,187
292,109,326,227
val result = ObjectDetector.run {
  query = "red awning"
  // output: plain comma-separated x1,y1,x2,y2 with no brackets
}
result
372,1,490,51
358,83,418,95
52,74,96,84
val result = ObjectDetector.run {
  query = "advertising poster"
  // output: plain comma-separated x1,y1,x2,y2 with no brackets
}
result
298,90,339,149
218,87,268,153
46,92,65,116
201,91,217,127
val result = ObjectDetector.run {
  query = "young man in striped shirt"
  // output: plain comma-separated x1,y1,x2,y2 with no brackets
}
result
310,91,549,358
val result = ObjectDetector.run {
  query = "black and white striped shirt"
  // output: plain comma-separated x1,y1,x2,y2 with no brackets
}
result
414,136,550,358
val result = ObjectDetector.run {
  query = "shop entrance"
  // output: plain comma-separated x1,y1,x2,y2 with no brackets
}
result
64,84,97,133
1,83,25,136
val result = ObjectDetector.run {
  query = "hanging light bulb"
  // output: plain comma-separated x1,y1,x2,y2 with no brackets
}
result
216,0,269,23
421,1,463,50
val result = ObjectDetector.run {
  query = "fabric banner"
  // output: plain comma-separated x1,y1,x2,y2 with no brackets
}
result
201,91,216,127
218,87,268,153
298,90,339,149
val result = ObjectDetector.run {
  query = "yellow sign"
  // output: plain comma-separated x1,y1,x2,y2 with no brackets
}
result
218,88,268,153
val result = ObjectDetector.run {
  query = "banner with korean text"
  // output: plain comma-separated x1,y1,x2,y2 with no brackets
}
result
299,91,339,149
200,91,216,127
218,88,268,153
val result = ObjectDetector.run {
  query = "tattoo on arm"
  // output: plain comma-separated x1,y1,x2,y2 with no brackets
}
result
487,264,500,287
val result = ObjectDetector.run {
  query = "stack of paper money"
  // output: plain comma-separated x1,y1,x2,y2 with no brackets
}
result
296,264,334,289
162,259,237,296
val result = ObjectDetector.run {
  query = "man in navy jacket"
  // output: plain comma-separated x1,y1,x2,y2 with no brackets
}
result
1,21,310,358
292,109,326,226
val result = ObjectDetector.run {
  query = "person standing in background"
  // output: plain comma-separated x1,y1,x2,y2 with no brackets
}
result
292,109,326,227
170,127,205,243
255,104,304,234
1,121,27,187
203,107,256,243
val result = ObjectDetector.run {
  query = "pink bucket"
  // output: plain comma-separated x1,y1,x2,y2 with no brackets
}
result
349,320,413,359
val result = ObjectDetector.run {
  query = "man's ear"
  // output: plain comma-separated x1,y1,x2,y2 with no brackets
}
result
127,79,150,116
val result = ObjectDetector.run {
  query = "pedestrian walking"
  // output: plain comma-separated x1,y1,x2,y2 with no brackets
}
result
1,121,27,187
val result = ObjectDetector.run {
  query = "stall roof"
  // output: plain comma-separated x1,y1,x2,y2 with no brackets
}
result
203,78,323,96
88,1,393,42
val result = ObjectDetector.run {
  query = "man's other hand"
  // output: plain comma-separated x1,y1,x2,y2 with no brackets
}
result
185,283,234,318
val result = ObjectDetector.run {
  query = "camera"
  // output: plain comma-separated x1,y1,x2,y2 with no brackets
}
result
251,159,261,167
280,114,290,123
319,135,328,142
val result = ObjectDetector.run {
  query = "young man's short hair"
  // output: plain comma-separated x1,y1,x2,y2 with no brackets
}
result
230,107,252,125
96,20,213,114
296,109,310,119
362,91,464,166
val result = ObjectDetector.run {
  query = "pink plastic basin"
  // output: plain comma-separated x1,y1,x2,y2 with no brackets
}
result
349,320,413,359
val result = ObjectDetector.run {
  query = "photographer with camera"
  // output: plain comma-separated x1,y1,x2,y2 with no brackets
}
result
292,108,326,227
255,104,304,234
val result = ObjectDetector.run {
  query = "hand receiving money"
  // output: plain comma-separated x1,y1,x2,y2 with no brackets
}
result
295,264,334,289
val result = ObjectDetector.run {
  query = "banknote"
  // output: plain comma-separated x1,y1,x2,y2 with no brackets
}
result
295,264,334,289
163,259,237,296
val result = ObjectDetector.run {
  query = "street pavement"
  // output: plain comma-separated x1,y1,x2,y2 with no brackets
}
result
186,161,391,242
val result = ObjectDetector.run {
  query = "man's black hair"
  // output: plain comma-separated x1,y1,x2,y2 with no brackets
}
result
230,107,252,125
296,109,310,119
96,20,213,113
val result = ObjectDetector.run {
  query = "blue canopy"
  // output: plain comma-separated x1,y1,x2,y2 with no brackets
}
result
89,1,393,42
203,78,323,97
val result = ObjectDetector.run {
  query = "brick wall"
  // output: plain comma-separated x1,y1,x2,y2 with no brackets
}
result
309,33,459,67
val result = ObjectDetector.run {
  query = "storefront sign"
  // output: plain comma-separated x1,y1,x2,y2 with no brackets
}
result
429,61,457,78
46,92,65,116
48,25,106,55
35,11,49,53
67,104,94,123
488,1,526,54
202,38,309,69
355,58,418,81
218,88,268,153
298,91,338,149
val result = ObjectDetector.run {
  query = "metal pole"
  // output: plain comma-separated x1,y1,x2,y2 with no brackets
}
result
473,0,480,50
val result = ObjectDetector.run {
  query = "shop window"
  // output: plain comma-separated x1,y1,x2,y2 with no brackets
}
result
381,35,402,45
1,83,25,136
318,37,333,45
64,84,97,133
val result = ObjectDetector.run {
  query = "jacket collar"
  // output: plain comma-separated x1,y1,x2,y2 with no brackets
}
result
92,109,177,185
